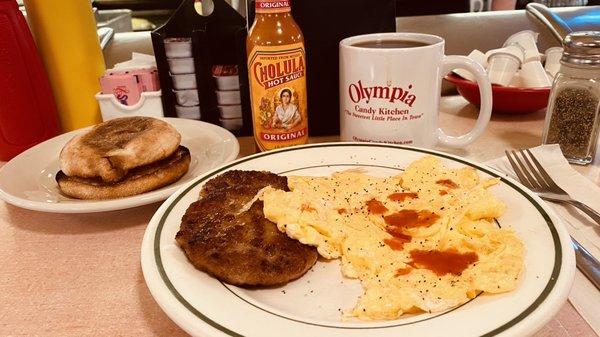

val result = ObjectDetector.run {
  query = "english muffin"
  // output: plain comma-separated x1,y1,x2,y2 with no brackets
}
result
56,117,191,200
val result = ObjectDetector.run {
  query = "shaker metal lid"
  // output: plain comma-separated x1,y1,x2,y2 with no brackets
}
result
562,31,600,66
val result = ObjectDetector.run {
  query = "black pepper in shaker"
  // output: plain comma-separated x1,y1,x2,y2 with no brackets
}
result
542,31,600,165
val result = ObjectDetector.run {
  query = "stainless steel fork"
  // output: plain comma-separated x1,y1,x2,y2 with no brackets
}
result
506,149,600,290
505,149,600,224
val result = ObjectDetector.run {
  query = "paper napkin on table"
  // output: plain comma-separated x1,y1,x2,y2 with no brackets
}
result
486,144,600,335
112,53,156,70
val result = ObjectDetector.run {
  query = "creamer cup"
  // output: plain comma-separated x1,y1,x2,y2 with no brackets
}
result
173,89,199,106
487,46,523,86
214,75,240,91
521,60,551,87
453,49,487,81
219,104,242,119
171,73,197,90
216,90,241,105
544,47,563,77
164,37,192,58
508,71,524,87
220,117,243,130
504,30,541,63
175,105,201,120
213,65,240,91
167,57,195,74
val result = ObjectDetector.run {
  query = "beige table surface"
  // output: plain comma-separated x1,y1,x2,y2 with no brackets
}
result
1,96,598,336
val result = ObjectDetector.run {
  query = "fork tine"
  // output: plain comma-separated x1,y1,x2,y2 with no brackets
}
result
511,150,543,190
524,149,564,193
517,149,549,190
505,150,535,189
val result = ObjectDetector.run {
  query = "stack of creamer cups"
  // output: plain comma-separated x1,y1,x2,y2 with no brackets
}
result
213,65,242,131
454,30,562,88
164,37,242,130
165,37,201,120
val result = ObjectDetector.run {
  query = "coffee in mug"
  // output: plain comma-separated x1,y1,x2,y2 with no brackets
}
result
339,33,492,148
351,39,430,49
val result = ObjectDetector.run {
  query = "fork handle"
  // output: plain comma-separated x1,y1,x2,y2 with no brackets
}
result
564,200,600,225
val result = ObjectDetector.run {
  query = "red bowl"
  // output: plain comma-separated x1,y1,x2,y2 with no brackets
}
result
444,73,551,114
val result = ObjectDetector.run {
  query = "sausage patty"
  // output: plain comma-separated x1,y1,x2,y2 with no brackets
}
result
176,170,318,286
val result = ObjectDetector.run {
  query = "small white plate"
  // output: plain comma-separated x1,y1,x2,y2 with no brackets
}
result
0,118,239,213
141,143,575,337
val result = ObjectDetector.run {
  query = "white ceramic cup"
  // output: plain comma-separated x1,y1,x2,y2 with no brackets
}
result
340,33,492,148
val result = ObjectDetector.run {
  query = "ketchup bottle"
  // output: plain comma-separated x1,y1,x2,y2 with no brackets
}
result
0,0,60,161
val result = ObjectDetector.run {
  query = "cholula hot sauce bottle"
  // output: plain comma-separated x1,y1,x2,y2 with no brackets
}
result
247,0,308,151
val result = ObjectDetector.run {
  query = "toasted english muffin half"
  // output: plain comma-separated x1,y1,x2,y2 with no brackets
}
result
60,117,181,183
56,146,191,200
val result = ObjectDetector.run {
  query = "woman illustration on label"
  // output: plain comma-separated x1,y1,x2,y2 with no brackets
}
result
272,88,301,129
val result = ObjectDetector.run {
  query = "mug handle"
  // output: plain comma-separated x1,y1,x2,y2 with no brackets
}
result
437,55,492,148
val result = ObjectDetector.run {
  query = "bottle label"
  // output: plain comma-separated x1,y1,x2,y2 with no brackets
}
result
248,42,308,151
255,0,291,13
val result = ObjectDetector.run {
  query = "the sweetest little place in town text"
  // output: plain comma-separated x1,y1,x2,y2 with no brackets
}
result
345,106,423,122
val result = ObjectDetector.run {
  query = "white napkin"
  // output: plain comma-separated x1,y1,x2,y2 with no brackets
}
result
486,144,600,335
112,53,157,70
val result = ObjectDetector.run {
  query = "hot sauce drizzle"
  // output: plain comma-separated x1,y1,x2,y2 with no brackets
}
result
395,267,412,276
409,249,478,276
384,210,440,229
439,190,448,196
300,204,315,212
436,179,459,189
366,199,388,214
337,208,347,214
383,235,412,250
388,192,418,202
385,226,412,240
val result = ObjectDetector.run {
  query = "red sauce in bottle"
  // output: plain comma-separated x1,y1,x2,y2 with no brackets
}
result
384,210,440,229
436,179,459,189
409,249,478,276
366,199,388,214
388,192,418,202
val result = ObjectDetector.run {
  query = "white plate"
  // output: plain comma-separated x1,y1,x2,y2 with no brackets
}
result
0,118,239,213
141,143,575,337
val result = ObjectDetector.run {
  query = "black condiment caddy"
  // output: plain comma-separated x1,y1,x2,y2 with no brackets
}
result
152,0,396,137
151,0,252,136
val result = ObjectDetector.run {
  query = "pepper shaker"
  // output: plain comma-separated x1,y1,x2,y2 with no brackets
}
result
542,31,600,165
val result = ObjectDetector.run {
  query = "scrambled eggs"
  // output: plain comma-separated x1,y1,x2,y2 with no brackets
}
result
261,156,524,320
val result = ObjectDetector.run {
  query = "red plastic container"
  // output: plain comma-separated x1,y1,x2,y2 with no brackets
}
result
445,73,551,114
0,0,60,161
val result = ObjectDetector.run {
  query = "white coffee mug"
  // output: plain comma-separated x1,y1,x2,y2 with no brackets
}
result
339,33,492,148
